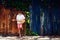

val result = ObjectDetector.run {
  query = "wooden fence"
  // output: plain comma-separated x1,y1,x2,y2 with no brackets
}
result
0,7,26,36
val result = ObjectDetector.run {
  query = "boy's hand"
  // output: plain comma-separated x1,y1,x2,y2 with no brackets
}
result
12,19,16,21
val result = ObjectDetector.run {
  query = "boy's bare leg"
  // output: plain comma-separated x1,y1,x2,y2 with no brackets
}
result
19,29,21,38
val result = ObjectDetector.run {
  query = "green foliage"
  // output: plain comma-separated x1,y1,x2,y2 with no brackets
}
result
1,0,29,11
26,11,39,36
26,11,30,35
26,28,39,36
31,32,39,36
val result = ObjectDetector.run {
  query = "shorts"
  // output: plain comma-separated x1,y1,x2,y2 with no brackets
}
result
17,23,22,29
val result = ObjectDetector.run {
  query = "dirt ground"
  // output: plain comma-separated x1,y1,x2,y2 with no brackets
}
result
0,36,60,40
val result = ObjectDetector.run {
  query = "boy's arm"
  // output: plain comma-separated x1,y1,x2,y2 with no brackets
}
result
17,19,25,23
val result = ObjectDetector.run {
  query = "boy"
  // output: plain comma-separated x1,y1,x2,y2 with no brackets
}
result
16,11,25,37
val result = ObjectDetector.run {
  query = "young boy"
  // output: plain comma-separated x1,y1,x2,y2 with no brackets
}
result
16,11,25,37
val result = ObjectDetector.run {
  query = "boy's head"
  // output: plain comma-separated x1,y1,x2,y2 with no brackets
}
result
18,10,22,14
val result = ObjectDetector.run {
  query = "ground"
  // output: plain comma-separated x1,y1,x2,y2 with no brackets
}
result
0,36,60,40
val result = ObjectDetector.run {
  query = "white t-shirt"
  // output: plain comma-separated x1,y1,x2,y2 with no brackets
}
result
16,14,25,24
